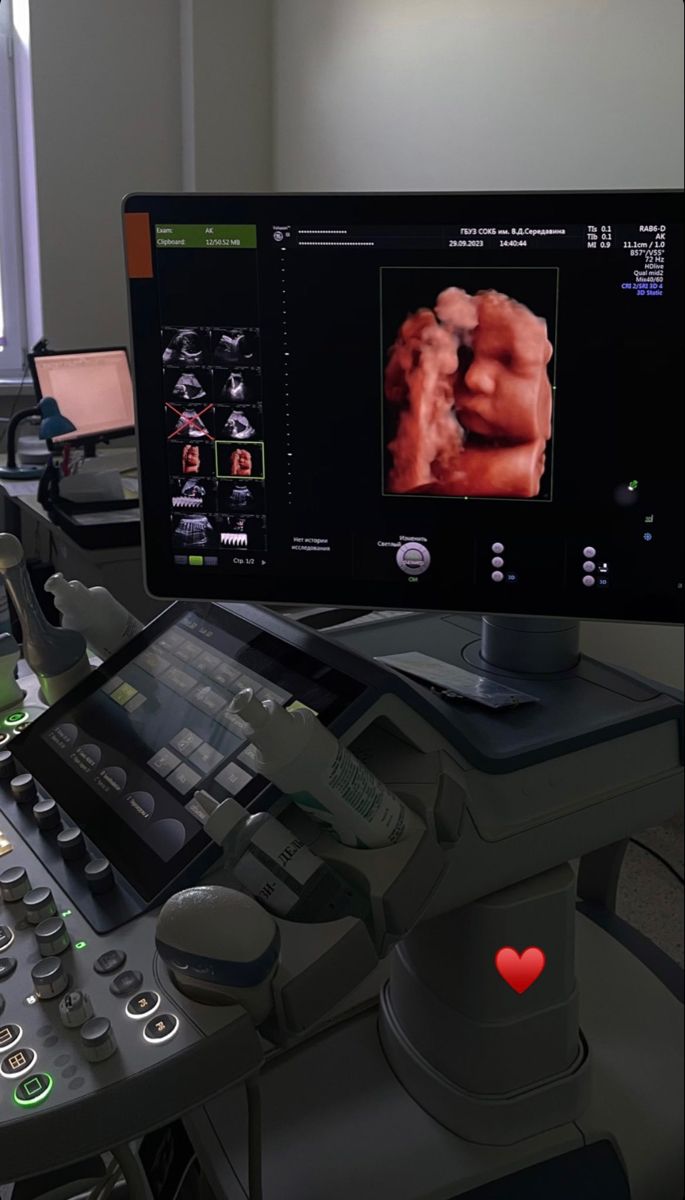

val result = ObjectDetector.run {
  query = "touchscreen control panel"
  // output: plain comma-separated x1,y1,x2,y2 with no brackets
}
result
9,604,363,924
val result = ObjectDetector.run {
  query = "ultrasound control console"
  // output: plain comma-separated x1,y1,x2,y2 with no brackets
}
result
0,601,682,1193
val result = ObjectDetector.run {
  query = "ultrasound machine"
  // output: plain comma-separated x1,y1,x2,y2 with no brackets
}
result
0,191,682,1199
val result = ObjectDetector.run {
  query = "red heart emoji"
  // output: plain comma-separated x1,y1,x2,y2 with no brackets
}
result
495,946,546,994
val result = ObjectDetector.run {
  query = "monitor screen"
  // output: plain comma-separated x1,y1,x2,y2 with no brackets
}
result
30,347,135,443
123,192,684,624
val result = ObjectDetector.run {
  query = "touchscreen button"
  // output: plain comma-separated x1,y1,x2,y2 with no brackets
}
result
166,763,202,795
215,762,252,796
148,748,182,778
189,743,224,773
169,728,203,756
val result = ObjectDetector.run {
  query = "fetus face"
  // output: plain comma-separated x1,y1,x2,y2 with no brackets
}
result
455,291,553,444
385,286,553,498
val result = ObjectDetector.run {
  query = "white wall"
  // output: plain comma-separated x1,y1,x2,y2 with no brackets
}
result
25,0,273,350
187,0,272,191
28,0,183,349
274,0,684,191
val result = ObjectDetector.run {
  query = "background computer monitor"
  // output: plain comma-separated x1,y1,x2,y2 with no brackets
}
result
123,191,683,625
29,347,135,445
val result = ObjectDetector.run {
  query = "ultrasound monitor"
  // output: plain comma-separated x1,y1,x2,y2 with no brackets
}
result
123,192,683,624
29,346,135,444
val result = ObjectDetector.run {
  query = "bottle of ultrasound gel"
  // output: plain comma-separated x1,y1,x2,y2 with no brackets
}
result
229,688,420,849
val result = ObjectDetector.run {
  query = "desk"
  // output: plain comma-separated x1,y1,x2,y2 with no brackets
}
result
0,451,165,625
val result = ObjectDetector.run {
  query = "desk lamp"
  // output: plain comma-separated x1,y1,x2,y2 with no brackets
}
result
0,396,74,480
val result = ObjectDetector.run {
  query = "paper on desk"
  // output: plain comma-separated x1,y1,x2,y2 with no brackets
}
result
67,508,140,525
375,651,539,708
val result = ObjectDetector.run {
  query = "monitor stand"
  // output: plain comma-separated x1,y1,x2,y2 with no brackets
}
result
478,614,579,674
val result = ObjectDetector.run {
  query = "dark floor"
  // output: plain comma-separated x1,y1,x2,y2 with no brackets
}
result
617,810,684,966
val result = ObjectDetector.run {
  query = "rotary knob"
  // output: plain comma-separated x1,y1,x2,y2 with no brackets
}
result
31,955,69,1000
57,827,86,862
35,916,70,956
84,858,114,894
33,797,62,832
80,1017,117,1063
0,865,31,903
0,750,15,780
10,773,37,804
23,886,57,925
59,989,94,1028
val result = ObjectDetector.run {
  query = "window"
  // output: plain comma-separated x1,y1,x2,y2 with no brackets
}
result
0,0,27,380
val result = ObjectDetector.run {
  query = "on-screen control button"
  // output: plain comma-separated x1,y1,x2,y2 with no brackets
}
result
395,542,431,576
126,991,160,1019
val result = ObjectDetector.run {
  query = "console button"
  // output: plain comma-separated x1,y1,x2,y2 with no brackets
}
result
36,917,70,957
0,1023,22,1050
110,970,143,998
32,798,62,832
126,991,160,1019
93,949,126,976
14,1073,54,1107
0,957,17,981
31,956,68,1000
84,858,114,894
80,1017,117,1063
0,995,5,1016
0,750,15,780
59,990,94,1029
0,865,31,902
10,773,37,804
57,827,86,862
0,924,15,951
23,887,57,925
0,1046,37,1078
143,1013,179,1043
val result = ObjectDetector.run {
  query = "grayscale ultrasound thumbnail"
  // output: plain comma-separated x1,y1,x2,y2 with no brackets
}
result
215,405,263,441
164,367,213,404
220,514,267,550
211,327,260,366
170,475,217,513
214,367,262,405
217,480,265,514
165,402,215,442
162,327,210,367
171,512,218,551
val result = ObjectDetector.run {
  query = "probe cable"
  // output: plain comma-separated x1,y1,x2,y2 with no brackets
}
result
630,838,685,887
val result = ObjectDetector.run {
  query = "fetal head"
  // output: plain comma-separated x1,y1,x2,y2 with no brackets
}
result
455,290,553,443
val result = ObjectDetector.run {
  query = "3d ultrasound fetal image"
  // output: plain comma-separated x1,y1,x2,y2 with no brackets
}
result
383,272,556,499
